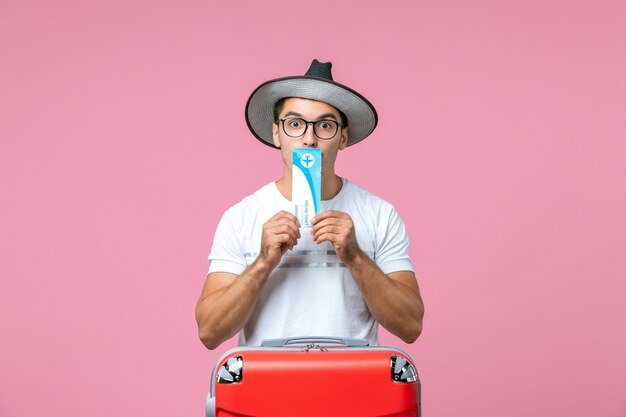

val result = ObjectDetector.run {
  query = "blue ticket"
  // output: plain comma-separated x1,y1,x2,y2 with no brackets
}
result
292,148,321,227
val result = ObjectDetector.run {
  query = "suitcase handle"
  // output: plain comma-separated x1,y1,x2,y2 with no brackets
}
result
260,336,370,347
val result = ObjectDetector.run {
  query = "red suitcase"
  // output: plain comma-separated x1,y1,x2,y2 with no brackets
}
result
206,337,421,417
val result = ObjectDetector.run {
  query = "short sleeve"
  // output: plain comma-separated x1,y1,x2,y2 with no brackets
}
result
207,208,247,275
374,205,414,274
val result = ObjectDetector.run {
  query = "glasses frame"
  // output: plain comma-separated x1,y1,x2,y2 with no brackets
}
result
278,117,345,140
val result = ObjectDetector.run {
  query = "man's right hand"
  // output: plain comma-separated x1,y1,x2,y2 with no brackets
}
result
258,211,301,270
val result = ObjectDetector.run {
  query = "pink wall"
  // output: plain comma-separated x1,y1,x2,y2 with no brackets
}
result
1,1,625,416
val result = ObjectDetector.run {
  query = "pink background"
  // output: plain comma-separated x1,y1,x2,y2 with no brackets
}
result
1,1,625,416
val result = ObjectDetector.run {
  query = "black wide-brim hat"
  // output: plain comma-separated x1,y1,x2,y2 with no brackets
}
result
245,59,378,148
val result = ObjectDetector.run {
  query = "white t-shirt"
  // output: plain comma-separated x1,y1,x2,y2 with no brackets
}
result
208,178,414,346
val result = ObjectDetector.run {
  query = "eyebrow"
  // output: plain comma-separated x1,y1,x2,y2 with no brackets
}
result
283,111,339,121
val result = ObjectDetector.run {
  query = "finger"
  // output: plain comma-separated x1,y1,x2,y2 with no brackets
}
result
268,223,300,242
264,234,297,256
270,232,297,250
266,220,299,237
311,210,347,224
312,223,341,237
312,225,346,243
310,218,342,235
271,210,301,227
271,218,301,238
266,216,301,239
312,232,337,245
280,241,297,254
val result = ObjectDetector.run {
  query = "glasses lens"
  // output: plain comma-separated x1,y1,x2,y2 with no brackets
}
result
283,118,306,137
314,120,338,139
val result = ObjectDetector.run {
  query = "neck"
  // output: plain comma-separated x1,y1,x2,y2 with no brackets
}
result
275,171,343,201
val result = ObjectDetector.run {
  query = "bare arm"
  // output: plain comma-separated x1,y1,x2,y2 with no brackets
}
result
345,256,423,343
195,211,301,350
311,210,424,343
195,262,271,350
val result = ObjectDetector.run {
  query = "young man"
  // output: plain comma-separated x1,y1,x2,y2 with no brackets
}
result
196,59,424,349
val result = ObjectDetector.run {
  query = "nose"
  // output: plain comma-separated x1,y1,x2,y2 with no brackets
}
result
301,123,318,147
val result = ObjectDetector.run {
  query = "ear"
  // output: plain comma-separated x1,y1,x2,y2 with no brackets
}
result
272,122,281,148
338,126,349,150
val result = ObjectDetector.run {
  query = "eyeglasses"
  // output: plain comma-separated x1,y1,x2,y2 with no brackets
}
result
279,117,344,140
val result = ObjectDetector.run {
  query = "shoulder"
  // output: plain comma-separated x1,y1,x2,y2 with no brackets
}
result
217,182,276,226
224,182,275,213
341,179,396,214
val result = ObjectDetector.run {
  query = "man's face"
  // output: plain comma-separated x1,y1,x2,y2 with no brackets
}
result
272,97,349,176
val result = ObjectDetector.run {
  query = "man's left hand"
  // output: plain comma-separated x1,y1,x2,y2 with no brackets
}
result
310,210,362,264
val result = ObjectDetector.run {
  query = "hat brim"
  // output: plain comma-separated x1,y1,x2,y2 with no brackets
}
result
245,76,378,149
